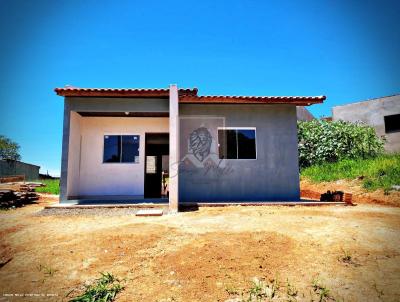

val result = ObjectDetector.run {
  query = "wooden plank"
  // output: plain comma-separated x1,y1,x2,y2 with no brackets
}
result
0,175,25,183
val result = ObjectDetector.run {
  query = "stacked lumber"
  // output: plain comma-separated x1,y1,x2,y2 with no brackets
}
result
0,182,45,209
0,175,25,183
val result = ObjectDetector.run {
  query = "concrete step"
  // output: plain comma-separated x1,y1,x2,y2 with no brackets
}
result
135,209,164,216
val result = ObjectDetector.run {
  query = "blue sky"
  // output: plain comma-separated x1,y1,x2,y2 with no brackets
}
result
0,0,399,176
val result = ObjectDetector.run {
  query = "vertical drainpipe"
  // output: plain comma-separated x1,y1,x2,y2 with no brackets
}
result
169,84,179,212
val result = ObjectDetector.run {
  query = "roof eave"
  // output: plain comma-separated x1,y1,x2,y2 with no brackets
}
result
54,88,170,98
179,96,326,106
54,87,198,98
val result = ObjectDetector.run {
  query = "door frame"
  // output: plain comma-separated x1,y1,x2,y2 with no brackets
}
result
144,132,169,198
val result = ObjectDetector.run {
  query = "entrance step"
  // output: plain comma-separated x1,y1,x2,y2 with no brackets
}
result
136,209,164,217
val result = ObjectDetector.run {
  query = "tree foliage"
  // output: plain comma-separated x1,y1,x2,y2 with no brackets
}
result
0,135,21,161
298,120,384,168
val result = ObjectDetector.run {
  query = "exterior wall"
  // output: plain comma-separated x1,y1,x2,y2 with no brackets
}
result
60,96,169,201
66,96,169,113
0,160,40,180
296,106,314,121
67,111,82,197
178,104,300,202
60,96,303,202
332,95,400,152
74,116,169,197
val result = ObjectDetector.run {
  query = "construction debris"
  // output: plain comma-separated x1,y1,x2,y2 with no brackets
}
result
320,190,344,202
319,190,354,205
0,182,45,209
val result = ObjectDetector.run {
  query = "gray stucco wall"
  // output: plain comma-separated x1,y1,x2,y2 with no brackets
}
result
0,160,40,180
65,97,169,113
59,97,302,202
178,104,300,202
332,95,400,152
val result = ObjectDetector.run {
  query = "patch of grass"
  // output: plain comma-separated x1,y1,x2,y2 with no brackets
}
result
248,277,280,301
312,278,332,302
227,277,342,302
68,272,124,302
225,285,240,295
35,179,60,195
232,277,281,301
35,264,58,284
301,154,400,193
286,278,298,300
338,248,352,263
37,264,58,277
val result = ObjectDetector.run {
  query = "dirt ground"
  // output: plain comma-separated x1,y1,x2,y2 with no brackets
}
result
301,178,400,207
1,197,400,302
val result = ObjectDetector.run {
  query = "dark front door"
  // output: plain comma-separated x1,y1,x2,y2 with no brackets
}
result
144,133,169,198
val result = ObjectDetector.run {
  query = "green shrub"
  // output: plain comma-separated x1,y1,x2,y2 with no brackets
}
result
298,120,384,168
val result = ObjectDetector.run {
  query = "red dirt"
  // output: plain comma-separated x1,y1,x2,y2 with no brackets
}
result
0,197,400,301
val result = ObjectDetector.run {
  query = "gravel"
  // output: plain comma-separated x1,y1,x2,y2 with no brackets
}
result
35,207,168,217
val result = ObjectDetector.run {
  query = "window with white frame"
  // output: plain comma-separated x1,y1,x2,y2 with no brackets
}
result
218,128,257,159
103,135,140,163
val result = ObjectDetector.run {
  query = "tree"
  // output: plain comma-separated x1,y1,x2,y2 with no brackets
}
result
0,135,21,161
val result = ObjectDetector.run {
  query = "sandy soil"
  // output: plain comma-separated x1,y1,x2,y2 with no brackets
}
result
301,178,400,207
1,198,400,302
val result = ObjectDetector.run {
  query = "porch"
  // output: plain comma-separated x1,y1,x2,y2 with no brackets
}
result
59,85,180,211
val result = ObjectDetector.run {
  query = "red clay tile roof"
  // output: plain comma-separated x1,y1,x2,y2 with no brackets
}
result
54,86,325,105
54,87,198,98
180,95,325,105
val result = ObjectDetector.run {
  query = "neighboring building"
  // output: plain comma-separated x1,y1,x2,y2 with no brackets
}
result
296,106,315,121
332,94,400,152
0,160,40,180
55,85,325,211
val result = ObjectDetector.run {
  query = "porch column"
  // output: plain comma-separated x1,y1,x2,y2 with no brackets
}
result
59,100,71,202
169,84,179,212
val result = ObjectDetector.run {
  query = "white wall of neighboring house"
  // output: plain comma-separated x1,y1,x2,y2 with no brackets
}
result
296,106,314,121
68,116,169,197
332,94,400,152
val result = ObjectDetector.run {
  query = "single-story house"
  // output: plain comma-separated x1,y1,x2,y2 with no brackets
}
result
55,85,325,211
332,94,400,152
